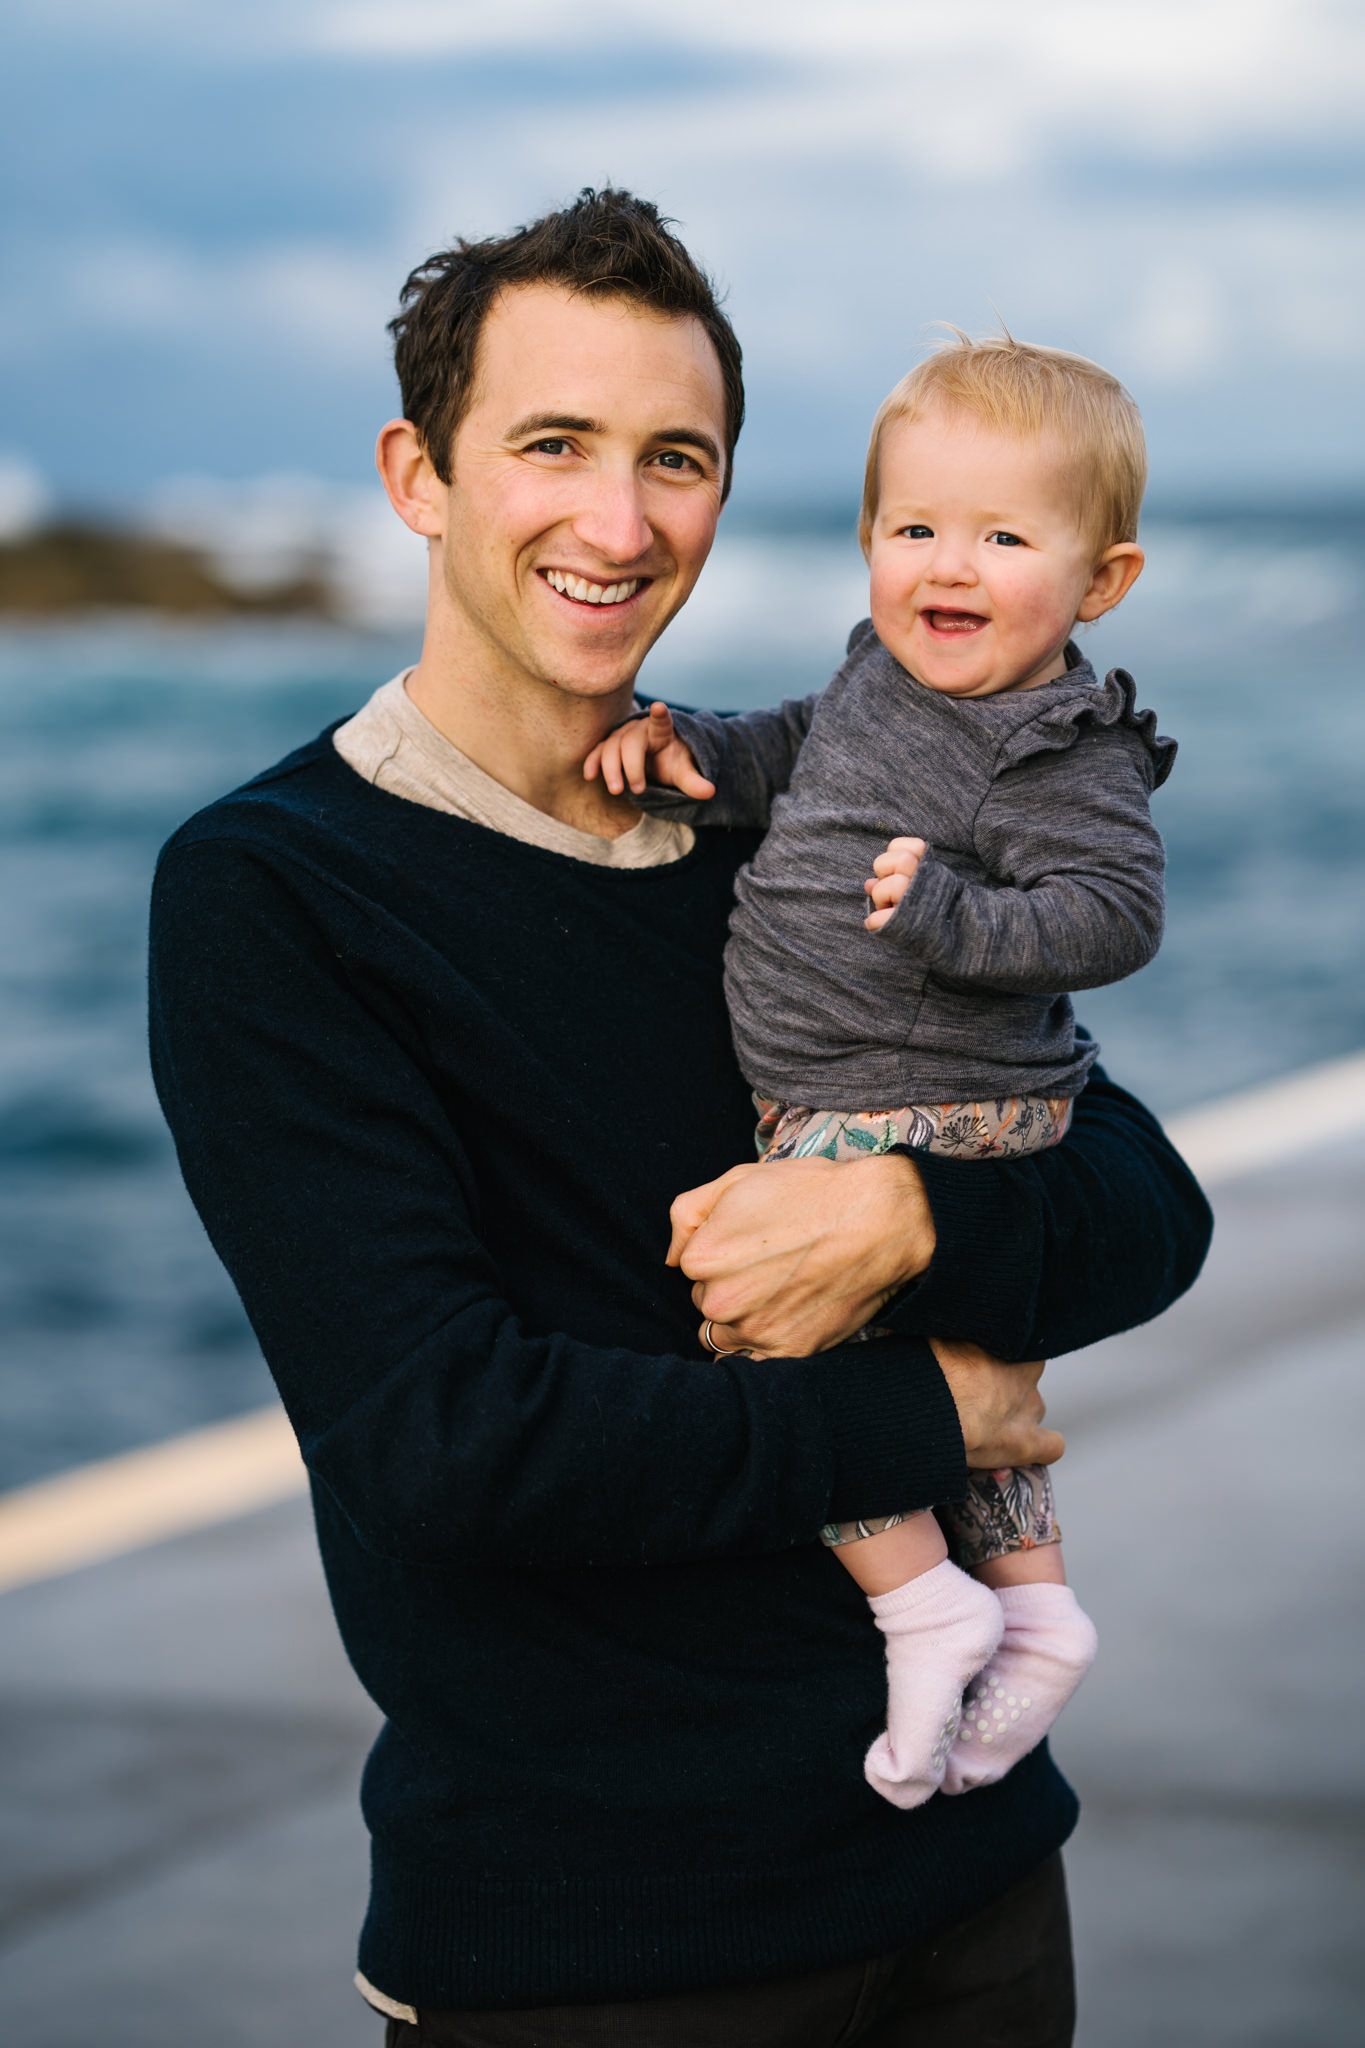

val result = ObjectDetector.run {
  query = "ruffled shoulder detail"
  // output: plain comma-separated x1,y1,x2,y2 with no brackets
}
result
997,665,1177,787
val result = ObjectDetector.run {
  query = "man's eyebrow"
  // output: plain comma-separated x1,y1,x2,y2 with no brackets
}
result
504,413,604,440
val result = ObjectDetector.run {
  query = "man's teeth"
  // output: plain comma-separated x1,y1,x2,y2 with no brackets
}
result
545,570,640,605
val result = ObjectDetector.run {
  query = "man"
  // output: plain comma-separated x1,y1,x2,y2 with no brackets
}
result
150,189,1210,2045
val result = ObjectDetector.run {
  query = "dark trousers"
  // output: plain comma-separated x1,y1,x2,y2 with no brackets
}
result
382,1851,1074,2047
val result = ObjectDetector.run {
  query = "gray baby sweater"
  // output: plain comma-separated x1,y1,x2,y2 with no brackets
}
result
640,620,1175,1107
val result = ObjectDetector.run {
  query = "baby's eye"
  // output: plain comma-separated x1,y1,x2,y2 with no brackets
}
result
987,530,1024,547
900,524,934,540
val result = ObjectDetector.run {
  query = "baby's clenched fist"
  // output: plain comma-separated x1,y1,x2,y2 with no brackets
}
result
864,836,927,932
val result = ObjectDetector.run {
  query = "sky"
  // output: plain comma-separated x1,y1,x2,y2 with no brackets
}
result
2,0,1364,521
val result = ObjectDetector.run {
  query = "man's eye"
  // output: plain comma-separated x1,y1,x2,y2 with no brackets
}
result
901,524,933,539
654,450,698,472
988,530,1024,547
530,438,571,455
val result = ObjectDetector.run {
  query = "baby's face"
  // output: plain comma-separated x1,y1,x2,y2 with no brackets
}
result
868,406,1107,698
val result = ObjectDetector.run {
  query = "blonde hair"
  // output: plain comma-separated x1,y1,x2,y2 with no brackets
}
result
858,329,1147,560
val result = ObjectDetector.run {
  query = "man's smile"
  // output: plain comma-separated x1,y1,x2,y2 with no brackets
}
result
539,567,648,609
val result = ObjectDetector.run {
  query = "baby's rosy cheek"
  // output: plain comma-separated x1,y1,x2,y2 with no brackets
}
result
1005,576,1073,634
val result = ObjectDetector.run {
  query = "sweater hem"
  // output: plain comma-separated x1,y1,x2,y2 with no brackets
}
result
358,1757,1079,2010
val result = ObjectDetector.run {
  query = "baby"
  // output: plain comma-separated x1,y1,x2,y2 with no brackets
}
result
586,332,1175,1808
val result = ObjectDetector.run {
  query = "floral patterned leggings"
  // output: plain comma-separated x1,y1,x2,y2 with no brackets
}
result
755,1095,1071,1567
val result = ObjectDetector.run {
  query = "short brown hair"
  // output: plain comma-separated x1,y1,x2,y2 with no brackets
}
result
859,331,1146,558
390,187,745,500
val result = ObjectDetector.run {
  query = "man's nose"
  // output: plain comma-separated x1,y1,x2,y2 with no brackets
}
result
570,466,653,567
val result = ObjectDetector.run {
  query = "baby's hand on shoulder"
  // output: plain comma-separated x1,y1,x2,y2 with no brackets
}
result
864,836,927,931
583,702,717,800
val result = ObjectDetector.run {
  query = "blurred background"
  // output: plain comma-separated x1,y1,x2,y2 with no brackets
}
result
1,4,1362,2043
3,0,1363,1493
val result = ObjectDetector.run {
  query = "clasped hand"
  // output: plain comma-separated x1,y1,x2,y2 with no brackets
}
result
667,1152,933,1359
667,1153,1063,1472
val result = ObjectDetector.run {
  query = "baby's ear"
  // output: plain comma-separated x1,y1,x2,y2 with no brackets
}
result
1077,544,1144,622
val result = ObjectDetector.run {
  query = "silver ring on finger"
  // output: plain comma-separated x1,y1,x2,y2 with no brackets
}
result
701,1318,745,1357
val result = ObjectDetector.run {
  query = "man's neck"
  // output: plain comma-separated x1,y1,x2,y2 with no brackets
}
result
404,625,643,841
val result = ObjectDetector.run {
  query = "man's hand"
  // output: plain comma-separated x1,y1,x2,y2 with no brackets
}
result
668,1152,936,1358
583,702,717,800
928,1338,1065,1470
864,835,927,932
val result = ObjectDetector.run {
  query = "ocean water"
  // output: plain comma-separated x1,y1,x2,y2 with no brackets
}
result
2,513,1363,1488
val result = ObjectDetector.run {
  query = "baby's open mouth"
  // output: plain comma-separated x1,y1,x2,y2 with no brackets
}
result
924,609,987,634
541,569,645,608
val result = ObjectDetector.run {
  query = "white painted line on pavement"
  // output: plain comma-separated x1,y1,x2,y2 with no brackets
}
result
0,1405,305,1594
1164,1048,1365,1187
2,1048,1362,1594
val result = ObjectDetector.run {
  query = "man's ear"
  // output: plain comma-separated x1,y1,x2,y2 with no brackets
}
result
1076,542,1144,622
376,420,446,539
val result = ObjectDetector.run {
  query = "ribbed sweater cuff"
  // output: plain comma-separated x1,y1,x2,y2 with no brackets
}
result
817,1336,967,1521
881,851,960,956
879,1150,1040,1361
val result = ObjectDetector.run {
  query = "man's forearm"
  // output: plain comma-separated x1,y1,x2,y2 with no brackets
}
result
881,1066,1213,1360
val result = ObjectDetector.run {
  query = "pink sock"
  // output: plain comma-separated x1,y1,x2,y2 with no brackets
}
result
863,1561,1004,1810
940,1582,1098,1796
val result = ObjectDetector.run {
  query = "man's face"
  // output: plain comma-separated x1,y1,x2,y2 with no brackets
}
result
433,284,728,701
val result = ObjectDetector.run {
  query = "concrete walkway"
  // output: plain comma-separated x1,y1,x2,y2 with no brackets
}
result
1,1133,1362,2045
1048,1132,1365,2044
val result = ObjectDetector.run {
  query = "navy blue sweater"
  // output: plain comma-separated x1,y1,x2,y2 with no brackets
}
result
148,727,1211,2010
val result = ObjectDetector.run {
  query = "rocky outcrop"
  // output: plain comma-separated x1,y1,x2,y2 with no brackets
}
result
0,523,332,615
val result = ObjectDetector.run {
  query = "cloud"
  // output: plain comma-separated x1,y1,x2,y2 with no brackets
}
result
318,0,1365,153
1,0,1362,498
3,238,394,369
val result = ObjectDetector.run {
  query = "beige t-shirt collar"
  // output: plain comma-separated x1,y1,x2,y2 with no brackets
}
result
332,670,693,868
